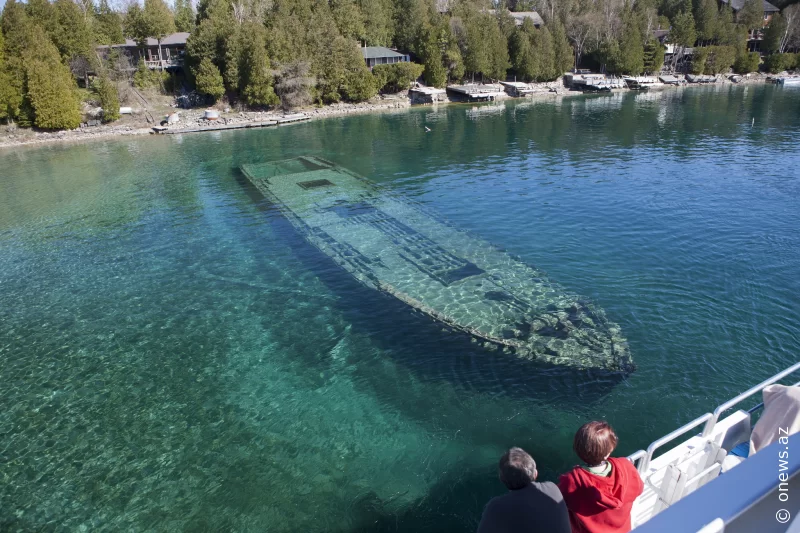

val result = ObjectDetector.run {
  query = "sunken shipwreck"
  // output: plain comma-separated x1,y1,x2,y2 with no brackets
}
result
241,156,634,374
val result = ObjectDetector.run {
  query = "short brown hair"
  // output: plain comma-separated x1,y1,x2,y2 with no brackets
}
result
574,421,618,466
498,447,537,490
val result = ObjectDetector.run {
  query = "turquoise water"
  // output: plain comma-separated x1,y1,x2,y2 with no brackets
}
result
1,85,799,531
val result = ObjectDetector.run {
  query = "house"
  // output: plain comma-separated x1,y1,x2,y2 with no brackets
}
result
361,47,410,69
719,0,780,50
485,9,544,27
719,0,780,25
97,32,189,71
507,11,544,27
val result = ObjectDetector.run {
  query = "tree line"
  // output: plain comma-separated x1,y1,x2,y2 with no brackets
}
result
1,0,799,131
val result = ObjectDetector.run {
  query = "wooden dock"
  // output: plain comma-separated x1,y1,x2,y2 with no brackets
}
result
155,114,310,135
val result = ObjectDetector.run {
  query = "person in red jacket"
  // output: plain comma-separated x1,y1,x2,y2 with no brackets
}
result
558,421,644,533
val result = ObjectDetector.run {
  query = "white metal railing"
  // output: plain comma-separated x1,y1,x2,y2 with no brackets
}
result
628,361,800,474
144,59,182,69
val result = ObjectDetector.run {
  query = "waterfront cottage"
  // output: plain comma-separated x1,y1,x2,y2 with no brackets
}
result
361,47,410,69
96,32,189,71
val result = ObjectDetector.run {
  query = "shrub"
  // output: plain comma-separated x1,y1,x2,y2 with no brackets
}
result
25,59,81,130
372,62,425,93
691,48,709,74
733,51,760,74
94,76,120,122
764,53,793,74
194,57,225,101
343,68,378,102
704,46,735,75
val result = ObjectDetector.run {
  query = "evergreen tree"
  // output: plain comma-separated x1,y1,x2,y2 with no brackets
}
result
454,4,509,80
417,23,448,86
733,49,760,72
143,0,176,62
618,8,645,74
23,25,82,130
26,0,57,36
358,0,394,46
704,45,735,73
764,52,792,72
124,4,150,48
331,0,365,41
597,38,622,73
317,35,376,102
94,0,124,45
1,0,29,122
669,10,697,68
0,29,10,121
393,0,428,52
763,13,787,53
51,0,93,61
94,75,120,122
691,46,708,73
693,0,718,42
643,38,665,72
551,19,574,77
173,0,195,33
239,23,278,107
534,26,556,80
737,0,763,30
174,0,195,33
195,56,225,99
510,20,536,81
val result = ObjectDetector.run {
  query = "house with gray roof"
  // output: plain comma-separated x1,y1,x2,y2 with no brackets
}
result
719,0,779,25
361,47,410,69
97,32,189,71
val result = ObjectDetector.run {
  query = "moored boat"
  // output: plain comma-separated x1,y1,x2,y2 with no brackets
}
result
777,76,800,86
241,156,634,374
628,361,800,531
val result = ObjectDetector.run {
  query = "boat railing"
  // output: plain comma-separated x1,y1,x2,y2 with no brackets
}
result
628,360,800,474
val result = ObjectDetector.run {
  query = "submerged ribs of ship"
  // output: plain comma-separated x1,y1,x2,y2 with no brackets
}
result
241,156,634,374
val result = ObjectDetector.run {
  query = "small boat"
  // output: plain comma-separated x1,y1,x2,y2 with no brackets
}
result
624,76,664,90
777,77,800,86
241,156,634,374
582,84,612,93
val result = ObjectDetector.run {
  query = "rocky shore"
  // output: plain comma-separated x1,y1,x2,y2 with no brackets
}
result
0,75,773,149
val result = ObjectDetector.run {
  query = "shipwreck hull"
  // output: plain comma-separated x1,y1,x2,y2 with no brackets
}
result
241,156,634,374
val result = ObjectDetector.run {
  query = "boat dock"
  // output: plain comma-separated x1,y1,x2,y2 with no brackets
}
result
565,73,626,93
409,85,448,104
446,84,506,102
499,81,536,97
154,113,310,135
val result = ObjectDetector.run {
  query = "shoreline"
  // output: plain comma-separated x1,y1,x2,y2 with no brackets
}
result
0,77,770,150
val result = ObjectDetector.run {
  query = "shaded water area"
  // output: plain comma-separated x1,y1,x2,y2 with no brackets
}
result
1,85,799,531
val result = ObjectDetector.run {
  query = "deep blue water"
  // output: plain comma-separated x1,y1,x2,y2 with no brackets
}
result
1,84,799,532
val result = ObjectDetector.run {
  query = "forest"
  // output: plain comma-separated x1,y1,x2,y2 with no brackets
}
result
0,0,799,130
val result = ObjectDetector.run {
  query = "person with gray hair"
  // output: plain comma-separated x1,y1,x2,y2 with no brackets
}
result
478,447,571,533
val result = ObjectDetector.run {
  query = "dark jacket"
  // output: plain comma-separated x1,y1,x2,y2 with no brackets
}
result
558,457,644,533
477,481,572,533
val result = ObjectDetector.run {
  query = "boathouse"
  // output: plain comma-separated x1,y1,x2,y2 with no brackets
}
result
96,32,189,70
361,47,410,69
